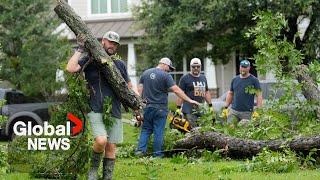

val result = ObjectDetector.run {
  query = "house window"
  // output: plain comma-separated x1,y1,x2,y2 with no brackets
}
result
111,0,128,13
91,0,128,14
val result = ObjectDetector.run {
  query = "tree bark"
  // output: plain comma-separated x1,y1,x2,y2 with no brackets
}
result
174,131,320,157
54,0,144,110
296,65,320,119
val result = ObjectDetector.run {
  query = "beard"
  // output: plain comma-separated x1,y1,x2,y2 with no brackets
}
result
191,71,200,76
240,71,248,76
106,48,115,55
103,44,116,55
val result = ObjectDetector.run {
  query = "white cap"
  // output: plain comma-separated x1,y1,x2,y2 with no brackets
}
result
102,31,120,44
159,57,175,71
190,58,202,66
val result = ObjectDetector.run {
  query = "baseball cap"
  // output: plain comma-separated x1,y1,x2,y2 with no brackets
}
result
190,58,202,66
240,60,250,67
159,57,175,71
102,31,120,44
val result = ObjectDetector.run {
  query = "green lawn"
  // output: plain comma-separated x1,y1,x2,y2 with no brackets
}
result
115,158,320,180
114,124,320,180
1,122,320,180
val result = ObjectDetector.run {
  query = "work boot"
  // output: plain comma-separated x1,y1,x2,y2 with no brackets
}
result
88,151,102,180
103,158,115,180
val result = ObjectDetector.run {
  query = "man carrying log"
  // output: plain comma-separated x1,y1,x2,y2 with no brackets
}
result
66,31,130,180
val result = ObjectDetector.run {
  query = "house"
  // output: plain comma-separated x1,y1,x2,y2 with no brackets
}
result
61,0,271,98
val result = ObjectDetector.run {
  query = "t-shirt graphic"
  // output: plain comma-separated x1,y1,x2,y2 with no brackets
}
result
193,81,206,97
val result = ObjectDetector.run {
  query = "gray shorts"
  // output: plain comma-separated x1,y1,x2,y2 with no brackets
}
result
87,111,123,144
227,108,252,124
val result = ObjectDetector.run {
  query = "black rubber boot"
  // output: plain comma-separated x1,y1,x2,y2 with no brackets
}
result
103,158,115,180
88,151,102,180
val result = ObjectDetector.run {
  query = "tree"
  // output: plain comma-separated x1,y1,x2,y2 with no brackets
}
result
133,0,320,66
172,11,320,156
0,0,71,100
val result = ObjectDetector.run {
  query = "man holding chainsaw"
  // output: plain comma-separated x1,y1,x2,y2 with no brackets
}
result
136,57,200,157
224,59,263,124
176,58,213,127
66,31,131,180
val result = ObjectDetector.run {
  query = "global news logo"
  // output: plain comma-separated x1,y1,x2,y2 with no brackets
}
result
12,113,83,151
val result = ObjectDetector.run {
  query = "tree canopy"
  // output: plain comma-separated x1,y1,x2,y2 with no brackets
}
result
0,0,71,100
133,0,320,66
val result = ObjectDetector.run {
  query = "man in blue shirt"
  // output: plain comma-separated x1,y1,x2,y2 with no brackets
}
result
66,31,130,180
136,57,199,157
224,59,263,124
176,58,212,127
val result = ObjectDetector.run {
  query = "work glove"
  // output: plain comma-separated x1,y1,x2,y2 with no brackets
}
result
76,33,87,53
252,111,260,120
175,108,182,116
175,105,182,115
220,107,229,120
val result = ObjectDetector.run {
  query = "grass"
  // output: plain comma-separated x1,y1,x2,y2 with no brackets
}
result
113,123,320,180
1,117,320,179
119,121,320,180
114,158,320,180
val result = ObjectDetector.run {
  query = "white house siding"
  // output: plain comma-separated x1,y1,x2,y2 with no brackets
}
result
68,0,87,18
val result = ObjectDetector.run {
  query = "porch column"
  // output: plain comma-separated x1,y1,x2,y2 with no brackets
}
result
127,43,138,86
205,43,217,89
183,56,187,75
205,43,218,97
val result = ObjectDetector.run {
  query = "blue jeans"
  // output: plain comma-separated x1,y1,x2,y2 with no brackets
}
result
136,107,168,157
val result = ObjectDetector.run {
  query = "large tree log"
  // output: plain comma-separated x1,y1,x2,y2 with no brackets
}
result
174,131,320,157
54,0,144,110
296,64,320,119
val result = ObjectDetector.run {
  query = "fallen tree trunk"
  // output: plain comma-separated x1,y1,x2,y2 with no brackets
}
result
54,0,144,110
174,131,320,157
296,64,320,119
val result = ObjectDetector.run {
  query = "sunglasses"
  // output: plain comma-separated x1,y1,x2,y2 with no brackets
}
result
191,66,201,69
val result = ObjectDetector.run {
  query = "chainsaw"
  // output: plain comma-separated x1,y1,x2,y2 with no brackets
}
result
167,109,192,133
